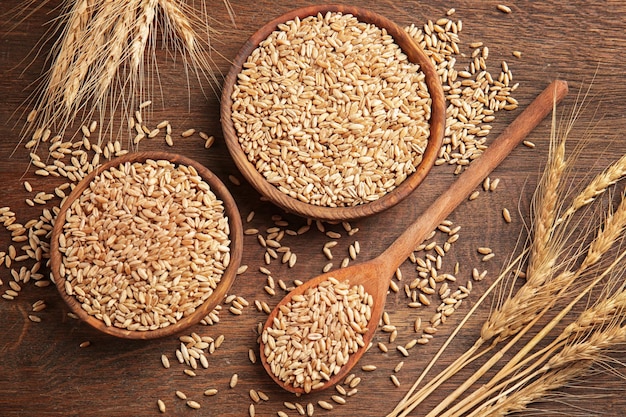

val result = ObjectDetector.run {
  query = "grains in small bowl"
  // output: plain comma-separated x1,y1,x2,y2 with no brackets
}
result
221,5,446,221
50,152,243,339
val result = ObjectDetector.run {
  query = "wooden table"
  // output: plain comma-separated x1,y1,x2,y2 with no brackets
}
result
2,1,626,416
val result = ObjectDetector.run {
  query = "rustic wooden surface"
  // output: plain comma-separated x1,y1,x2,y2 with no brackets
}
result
2,1,626,416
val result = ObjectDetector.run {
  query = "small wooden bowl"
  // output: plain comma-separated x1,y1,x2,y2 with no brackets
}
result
220,4,446,222
50,151,244,340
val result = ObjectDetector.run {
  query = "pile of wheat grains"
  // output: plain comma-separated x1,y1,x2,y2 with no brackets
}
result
262,277,372,393
57,159,231,331
231,11,432,207
3,7,524,416
405,14,519,174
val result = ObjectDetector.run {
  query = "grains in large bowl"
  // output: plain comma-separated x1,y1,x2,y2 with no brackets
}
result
230,11,432,208
56,158,232,334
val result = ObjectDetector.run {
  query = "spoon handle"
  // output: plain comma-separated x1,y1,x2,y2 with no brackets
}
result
379,80,569,270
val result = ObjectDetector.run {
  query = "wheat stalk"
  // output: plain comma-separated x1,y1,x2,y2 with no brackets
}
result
20,0,233,146
437,247,626,417
469,361,592,417
389,89,626,417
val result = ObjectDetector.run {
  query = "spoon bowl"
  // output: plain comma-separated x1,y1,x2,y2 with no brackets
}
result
260,80,569,393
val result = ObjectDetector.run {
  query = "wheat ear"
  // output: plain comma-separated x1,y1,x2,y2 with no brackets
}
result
48,0,92,95
130,0,158,74
160,0,195,53
96,2,139,103
550,322,626,369
60,1,123,115
472,319,626,417
468,361,592,417
440,247,626,417
559,156,626,226
526,100,568,285
581,191,626,269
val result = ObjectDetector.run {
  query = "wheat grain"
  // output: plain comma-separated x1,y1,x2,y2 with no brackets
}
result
186,400,201,409
497,4,512,13
157,399,166,413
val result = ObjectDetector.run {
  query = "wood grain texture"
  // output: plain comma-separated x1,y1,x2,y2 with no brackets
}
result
2,1,626,416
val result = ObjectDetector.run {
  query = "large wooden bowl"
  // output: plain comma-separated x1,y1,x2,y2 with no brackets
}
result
220,4,446,222
49,152,244,340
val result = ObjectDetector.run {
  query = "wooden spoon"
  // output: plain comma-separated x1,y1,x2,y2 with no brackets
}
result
221,5,447,222
260,80,569,393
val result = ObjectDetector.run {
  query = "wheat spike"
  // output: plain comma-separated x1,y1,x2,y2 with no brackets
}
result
470,361,591,417
96,2,138,103
569,290,626,336
549,322,626,370
159,0,196,53
48,0,92,94
560,155,626,224
130,0,158,73
580,192,626,269
526,104,568,285
21,0,233,146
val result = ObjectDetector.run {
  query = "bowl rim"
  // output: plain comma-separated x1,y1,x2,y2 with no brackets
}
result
220,4,446,222
49,151,244,340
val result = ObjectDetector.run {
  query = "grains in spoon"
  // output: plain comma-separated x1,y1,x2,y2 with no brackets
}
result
262,277,372,393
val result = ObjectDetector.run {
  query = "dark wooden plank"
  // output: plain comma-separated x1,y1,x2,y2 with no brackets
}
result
1,1,626,416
